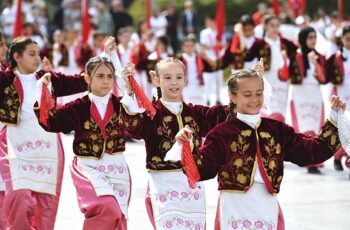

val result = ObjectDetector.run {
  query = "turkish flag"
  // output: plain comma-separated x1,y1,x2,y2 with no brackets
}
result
13,0,23,38
81,0,91,44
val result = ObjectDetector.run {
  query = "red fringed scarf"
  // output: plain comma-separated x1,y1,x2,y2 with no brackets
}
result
128,75,156,118
39,84,55,126
181,140,200,189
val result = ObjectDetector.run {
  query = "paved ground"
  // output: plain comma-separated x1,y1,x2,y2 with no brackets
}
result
54,135,350,230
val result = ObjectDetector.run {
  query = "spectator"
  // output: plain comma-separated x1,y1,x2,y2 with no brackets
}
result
181,0,199,37
166,2,179,53
110,0,133,36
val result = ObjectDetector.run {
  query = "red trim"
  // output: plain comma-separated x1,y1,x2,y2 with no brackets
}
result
335,51,345,77
90,98,114,140
315,56,326,83
296,51,305,80
277,204,285,230
256,138,274,194
13,76,23,109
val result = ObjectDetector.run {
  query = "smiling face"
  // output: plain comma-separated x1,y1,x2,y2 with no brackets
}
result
14,43,41,74
87,64,115,97
230,77,264,115
154,61,186,102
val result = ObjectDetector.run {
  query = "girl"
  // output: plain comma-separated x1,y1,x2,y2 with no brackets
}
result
170,68,344,230
326,25,350,172
261,14,297,122
35,56,130,230
0,30,8,230
120,57,228,229
0,36,87,229
288,26,328,174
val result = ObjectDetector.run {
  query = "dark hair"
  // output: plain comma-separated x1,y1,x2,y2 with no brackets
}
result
227,68,263,119
262,14,279,37
340,25,350,61
156,35,170,49
239,14,255,27
85,56,115,92
298,26,317,75
8,36,38,68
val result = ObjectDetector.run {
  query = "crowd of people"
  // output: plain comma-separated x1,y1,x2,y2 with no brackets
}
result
0,0,349,229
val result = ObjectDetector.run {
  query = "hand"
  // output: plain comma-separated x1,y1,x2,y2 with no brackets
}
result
331,95,346,113
104,36,117,53
175,125,193,144
42,57,52,71
253,58,265,76
41,73,51,85
307,51,318,65
121,63,136,95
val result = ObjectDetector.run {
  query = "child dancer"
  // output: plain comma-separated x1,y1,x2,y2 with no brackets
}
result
288,26,328,174
0,36,87,229
170,68,344,230
35,56,130,230
326,25,350,171
120,57,228,229
262,14,297,122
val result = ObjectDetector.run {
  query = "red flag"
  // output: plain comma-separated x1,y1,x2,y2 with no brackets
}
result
128,75,156,118
272,0,280,16
215,0,225,43
230,33,240,53
181,140,200,189
39,84,55,127
81,0,91,45
338,0,344,21
288,0,306,17
13,0,22,38
146,0,152,28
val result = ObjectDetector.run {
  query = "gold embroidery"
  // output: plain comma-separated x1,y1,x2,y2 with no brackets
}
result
0,84,20,124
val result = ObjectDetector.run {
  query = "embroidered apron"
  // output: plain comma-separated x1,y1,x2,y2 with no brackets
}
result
6,119,58,195
148,170,206,230
77,153,131,218
220,183,279,230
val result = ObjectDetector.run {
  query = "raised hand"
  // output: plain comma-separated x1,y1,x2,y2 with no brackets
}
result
104,36,117,53
331,95,346,113
41,73,52,85
121,63,136,95
253,58,265,76
42,57,53,71
175,125,193,144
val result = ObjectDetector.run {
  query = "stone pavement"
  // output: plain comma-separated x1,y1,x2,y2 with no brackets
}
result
54,135,350,230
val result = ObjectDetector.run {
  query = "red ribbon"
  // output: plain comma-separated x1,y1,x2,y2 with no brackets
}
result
181,140,200,189
39,84,55,126
128,75,156,118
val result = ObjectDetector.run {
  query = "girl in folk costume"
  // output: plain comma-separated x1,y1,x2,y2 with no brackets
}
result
130,19,155,100
200,15,226,106
261,14,297,122
168,68,344,230
222,14,270,71
326,25,350,172
179,35,214,105
0,37,87,229
120,58,228,229
287,26,329,174
0,31,8,230
35,56,130,230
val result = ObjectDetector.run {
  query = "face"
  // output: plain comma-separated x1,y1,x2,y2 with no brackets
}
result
342,32,350,50
154,62,186,102
242,25,255,38
155,40,166,52
118,32,131,46
0,37,8,62
14,43,41,74
265,18,280,38
182,40,195,55
88,64,115,97
230,77,264,115
306,32,317,49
